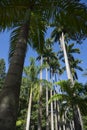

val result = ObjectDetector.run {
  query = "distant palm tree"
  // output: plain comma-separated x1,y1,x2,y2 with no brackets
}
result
51,2,87,129
24,57,47,130
49,80,87,130
58,42,83,80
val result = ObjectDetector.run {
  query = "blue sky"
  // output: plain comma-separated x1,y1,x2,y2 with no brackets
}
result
0,29,87,84
0,1,87,84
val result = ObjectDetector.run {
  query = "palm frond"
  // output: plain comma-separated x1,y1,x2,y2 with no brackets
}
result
9,25,22,62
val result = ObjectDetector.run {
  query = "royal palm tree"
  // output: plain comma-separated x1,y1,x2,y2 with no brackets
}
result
51,2,87,129
23,57,42,130
49,80,87,130
58,42,83,80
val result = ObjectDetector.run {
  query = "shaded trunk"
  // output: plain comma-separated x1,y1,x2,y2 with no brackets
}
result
38,56,43,130
46,68,49,130
26,87,32,130
0,23,29,130
73,105,83,130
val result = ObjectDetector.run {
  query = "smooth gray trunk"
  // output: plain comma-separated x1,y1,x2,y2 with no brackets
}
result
57,102,61,130
50,89,54,130
26,87,32,130
60,32,83,130
50,71,54,130
38,56,43,130
54,91,58,130
62,114,66,130
59,32,73,82
46,68,49,130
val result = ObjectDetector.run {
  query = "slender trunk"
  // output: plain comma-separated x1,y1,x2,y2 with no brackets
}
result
59,32,73,82
54,91,58,130
62,113,66,130
60,32,83,130
73,105,83,130
46,68,49,130
57,102,61,130
50,89,54,130
0,23,29,130
26,87,32,130
50,70,54,130
38,56,43,130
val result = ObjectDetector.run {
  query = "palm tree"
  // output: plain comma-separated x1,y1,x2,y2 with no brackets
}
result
38,56,43,130
51,2,87,129
23,57,44,130
58,42,83,80
0,1,86,130
49,80,87,130
0,1,55,129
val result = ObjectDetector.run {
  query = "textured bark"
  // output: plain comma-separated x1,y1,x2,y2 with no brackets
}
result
0,23,29,130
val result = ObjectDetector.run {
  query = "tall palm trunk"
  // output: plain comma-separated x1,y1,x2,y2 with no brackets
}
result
50,70,54,130
59,32,73,82
0,23,29,130
46,68,49,130
59,32,83,130
54,91,58,130
38,56,43,130
50,89,54,130
73,105,83,130
57,101,61,130
26,87,32,130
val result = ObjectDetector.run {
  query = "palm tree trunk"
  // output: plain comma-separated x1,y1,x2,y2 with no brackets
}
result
50,70,54,130
59,32,73,82
46,68,49,130
73,105,83,130
62,113,66,130
50,89,54,130
26,87,32,130
57,102,61,130
38,56,43,130
60,32,83,130
54,93,58,130
0,23,29,130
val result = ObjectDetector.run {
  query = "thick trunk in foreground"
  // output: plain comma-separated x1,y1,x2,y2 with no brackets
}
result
0,23,29,130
